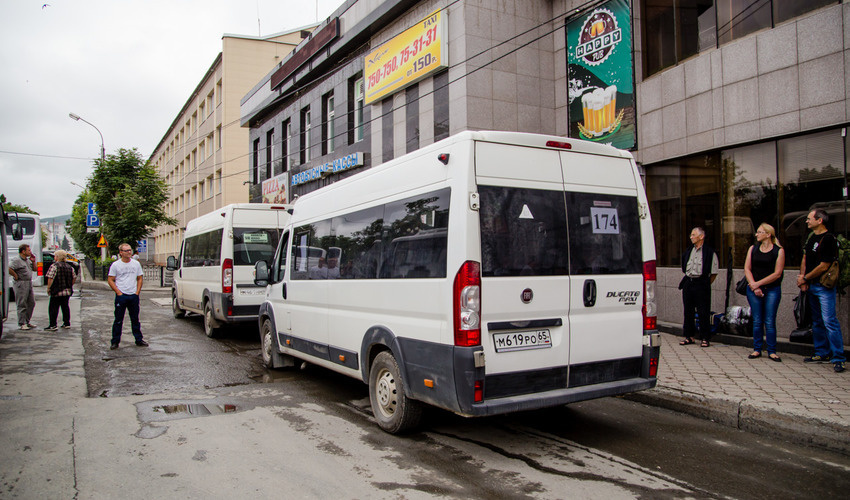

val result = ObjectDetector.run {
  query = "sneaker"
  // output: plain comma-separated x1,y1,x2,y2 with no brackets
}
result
44,326,58,332
26,324,36,328
19,324,30,331
110,343,119,350
803,354,832,363
835,362,846,373
135,340,149,347
61,325,71,329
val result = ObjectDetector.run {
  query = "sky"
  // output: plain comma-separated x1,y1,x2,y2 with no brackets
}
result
0,0,342,218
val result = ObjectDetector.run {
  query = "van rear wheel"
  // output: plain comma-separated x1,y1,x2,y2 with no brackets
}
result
172,291,185,318
369,351,423,433
203,301,222,338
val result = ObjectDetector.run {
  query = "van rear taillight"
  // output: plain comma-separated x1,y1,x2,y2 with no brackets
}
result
222,258,233,294
37,262,43,276
545,140,572,150
453,261,481,347
643,260,657,331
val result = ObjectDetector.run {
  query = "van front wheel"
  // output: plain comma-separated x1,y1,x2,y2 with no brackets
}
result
172,291,185,319
203,301,222,338
369,351,423,433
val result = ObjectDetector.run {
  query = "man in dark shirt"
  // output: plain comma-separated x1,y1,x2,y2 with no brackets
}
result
797,209,846,373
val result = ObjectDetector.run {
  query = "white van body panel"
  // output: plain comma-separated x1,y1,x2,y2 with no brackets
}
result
258,131,658,422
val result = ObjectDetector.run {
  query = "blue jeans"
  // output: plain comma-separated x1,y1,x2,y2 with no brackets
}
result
112,294,143,345
746,285,781,354
808,283,846,363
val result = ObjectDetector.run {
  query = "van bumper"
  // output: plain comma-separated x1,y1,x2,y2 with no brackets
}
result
210,292,260,323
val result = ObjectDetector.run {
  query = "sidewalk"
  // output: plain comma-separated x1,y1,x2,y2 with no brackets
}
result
628,328,850,454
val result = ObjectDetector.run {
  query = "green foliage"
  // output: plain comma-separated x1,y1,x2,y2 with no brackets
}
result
89,148,176,254
61,236,70,251
67,189,101,259
0,194,39,215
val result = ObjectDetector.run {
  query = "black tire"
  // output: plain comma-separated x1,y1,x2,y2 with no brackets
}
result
369,351,423,433
260,318,286,369
172,291,185,318
203,300,222,338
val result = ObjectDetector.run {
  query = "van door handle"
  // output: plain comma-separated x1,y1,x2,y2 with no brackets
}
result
282,283,287,300
583,280,596,307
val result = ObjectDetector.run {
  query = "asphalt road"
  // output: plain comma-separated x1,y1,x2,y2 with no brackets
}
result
80,286,850,499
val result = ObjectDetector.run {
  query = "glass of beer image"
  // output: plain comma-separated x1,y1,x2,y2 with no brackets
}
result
580,86,617,137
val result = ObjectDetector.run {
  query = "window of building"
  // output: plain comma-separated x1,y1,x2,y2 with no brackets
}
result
405,84,419,153
199,141,205,162
322,92,335,156
199,102,205,122
266,128,275,179
382,97,394,163
191,187,196,206
281,119,290,173
216,169,222,195
642,1,837,78
216,125,222,149
645,127,847,268
192,113,198,133
300,106,311,164
207,134,214,158
349,75,365,144
192,149,197,170
252,138,260,184
433,70,449,141
199,180,205,200
207,175,214,198
216,80,222,106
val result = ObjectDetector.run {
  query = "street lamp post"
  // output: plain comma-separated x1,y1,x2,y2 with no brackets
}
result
69,113,106,259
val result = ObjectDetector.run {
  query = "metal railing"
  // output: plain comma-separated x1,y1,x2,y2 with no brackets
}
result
83,258,172,287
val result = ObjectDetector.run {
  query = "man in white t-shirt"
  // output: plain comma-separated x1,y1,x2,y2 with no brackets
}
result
107,242,147,349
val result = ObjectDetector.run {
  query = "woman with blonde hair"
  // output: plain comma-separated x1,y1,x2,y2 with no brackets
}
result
44,250,76,331
744,223,785,361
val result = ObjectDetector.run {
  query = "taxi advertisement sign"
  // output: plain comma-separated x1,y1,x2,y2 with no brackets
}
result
364,9,447,105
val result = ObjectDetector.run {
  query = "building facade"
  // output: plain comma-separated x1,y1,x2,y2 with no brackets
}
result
241,0,850,343
150,28,314,264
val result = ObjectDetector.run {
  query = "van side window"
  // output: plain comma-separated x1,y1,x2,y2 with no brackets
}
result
479,186,569,277
183,229,223,267
291,220,332,280
233,228,280,266
272,231,289,283
566,192,642,275
381,188,450,279
331,205,383,279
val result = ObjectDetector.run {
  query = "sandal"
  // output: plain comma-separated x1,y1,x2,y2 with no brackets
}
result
748,352,762,359
700,340,710,347
769,354,782,362
679,337,695,345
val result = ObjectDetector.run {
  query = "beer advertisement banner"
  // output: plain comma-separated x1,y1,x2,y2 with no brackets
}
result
567,0,635,150
364,10,447,105
262,172,288,204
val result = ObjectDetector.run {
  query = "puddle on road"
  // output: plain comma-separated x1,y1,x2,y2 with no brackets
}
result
152,403,238,416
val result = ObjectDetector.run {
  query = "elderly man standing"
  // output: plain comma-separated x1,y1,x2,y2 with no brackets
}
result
8,243,37,330
678,227,718,347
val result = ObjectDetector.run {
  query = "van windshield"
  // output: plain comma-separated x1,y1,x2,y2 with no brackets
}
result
233,228,280,266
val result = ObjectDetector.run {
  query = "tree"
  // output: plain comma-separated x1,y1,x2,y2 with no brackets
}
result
88,148,176,255
67,189,101,259
0,194,39,215
61,235,71,251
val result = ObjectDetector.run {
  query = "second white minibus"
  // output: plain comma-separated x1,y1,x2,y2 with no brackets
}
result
254,131,660,433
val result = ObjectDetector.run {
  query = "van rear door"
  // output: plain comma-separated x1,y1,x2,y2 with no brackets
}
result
559,152,645,382
231,208,284,304
475,142,572,398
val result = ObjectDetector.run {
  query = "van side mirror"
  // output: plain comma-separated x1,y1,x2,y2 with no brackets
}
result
11,223,23,241
254,260,270,287
166,255,178,270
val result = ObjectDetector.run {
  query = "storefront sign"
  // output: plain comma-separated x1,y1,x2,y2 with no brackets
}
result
262,172,288,203
364,10,447,105
291,152,364,187
567,0,635,149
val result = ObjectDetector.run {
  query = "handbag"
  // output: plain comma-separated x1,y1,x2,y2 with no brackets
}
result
735,277,748,296
819,261,839,289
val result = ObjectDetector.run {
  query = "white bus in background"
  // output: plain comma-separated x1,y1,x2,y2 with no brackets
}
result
167,204,291,338
5,212,43,298
254,131,660,433
1,207,24,338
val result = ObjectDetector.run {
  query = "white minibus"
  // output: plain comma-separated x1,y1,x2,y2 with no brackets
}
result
5,212,43,298
254,131,660,433
1,207,25,337
167,203,290,337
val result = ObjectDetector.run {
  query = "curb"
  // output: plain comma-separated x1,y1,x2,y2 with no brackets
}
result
625,386,850,456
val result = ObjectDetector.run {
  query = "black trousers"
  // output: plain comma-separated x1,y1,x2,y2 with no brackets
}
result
682,278,712,340
48,295,71,328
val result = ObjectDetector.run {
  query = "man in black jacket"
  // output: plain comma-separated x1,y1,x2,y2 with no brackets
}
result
679,227,718,347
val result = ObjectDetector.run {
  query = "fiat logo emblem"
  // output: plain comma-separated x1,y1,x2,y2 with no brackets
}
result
521,288,533,303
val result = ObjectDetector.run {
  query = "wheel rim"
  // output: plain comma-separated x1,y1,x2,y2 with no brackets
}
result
262,325,272,364
375,368,397,418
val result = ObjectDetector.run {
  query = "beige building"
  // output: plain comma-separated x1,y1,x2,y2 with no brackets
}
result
150,27,314,264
